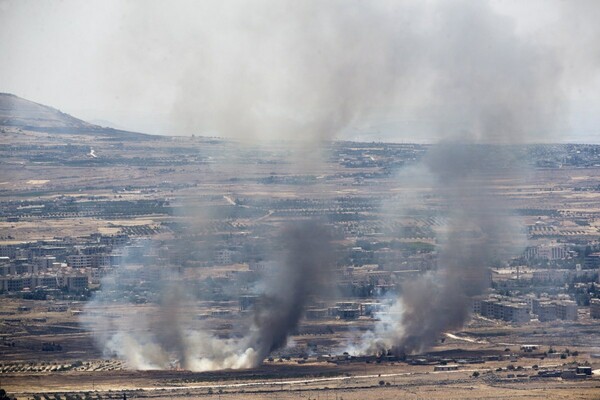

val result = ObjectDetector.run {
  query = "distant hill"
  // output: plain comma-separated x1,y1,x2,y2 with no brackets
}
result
0,93,152,139
88,118,126,130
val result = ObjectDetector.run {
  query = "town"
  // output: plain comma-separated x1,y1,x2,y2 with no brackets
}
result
1,109,600,397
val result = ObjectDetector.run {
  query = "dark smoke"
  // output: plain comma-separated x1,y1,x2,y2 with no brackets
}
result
83,221,334,370
344,0,572,356
397,144,522,353
80,0,600,366
352,145,526,355
249,220,335,360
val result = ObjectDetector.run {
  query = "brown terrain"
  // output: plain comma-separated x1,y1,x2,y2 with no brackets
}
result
1,94,599,399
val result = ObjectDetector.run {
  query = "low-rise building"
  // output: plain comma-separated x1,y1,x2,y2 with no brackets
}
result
36,256,56,270
66,275,88,291
584,253,600,269
0,265,10,276
537,302,557,322
0,276,25,291
214,249,239,265
90,254,111,268
532,269,569,282
555,301,578,321
434,364,459,371
33,275,59,289
66,254,92,268
525,243,569,261
305,308,328,320
499,303,531,324
473,296,530,324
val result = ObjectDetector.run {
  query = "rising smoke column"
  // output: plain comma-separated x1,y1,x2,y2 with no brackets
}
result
351,0,566,355
379,0,565,353
350,144,528,355
247,221,335,361
187,220,335,370
395,145,525,354
84,221,334,370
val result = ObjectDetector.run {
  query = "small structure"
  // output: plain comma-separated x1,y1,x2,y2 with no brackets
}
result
434,364,459,371
521,345,539,352
576,366,592,376
305,308,328,320
561,369,588,379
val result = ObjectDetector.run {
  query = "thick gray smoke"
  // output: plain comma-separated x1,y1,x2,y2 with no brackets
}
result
247,221,334,361
83,221,333,370
355,145,526,355
98,0,593,142
340,0,579,355
81,0,600,365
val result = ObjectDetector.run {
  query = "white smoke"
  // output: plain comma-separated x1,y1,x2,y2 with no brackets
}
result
83,221,333,371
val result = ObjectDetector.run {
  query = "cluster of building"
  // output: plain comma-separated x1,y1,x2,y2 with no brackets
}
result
472,294,580,324
3,228,597,327
0,234,134,294
306,301,387,320
536,365,593,380
0,255,88,292
472,296,531,324
524,242,572,261
239,295,387,321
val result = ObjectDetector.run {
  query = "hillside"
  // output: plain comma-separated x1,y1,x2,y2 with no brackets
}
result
0,93,151,139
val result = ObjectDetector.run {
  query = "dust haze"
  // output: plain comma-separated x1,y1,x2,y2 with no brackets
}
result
75,0,600,366
98,0,580,142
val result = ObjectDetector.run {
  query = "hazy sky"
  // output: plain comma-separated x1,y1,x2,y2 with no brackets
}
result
1,0,599,143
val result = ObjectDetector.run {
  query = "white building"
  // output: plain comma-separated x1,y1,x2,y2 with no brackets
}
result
67,254,92,268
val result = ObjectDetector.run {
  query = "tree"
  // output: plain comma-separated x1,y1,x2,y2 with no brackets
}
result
0,389,17,400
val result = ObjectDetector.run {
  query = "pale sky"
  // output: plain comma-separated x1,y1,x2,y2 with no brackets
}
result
1,0,599,143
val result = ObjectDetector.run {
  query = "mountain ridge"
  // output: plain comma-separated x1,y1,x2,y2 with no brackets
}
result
0,93,152,139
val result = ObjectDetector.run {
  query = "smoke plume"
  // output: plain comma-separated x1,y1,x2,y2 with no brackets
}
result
80,0,600,365
247,221,334,361
353,145,526,355
83,221,333,370
339,0,572,355
96,0,594,142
